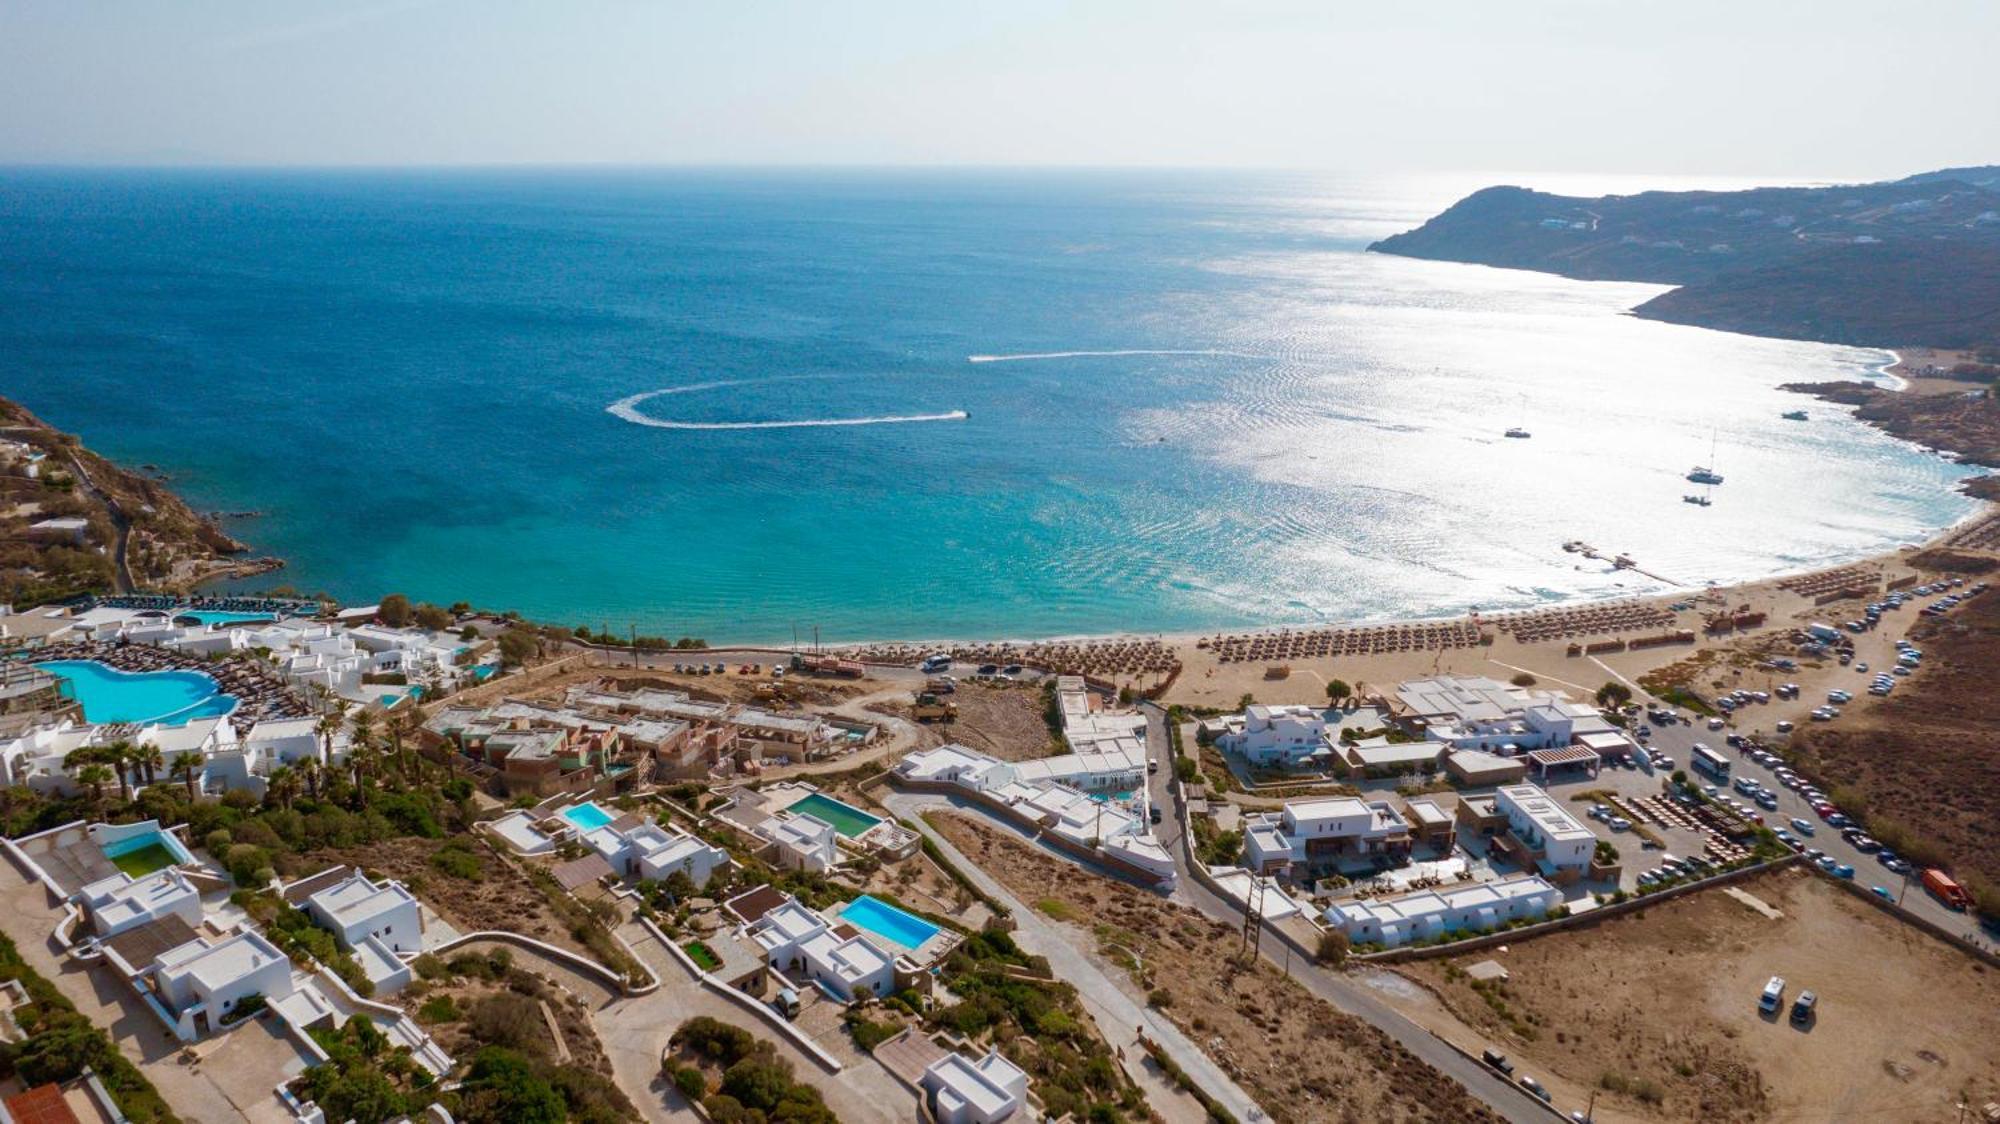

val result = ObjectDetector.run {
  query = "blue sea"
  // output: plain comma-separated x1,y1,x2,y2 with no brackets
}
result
0,168,1978,641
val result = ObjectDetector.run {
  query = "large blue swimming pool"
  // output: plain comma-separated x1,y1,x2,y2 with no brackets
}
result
36,660,236,724
841,895,940,950
561,802,615,831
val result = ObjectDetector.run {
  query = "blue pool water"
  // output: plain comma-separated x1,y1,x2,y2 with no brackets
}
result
561,802,615,831
0,169,1979,641
841,895,940,950
36,660,236,725
176,610,274,626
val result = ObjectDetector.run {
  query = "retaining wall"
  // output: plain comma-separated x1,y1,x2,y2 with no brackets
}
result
637,916,845,1073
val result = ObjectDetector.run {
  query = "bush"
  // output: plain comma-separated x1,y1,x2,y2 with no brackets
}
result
417,995,459,1024
671,1062,706,1101
1316,929,1350,966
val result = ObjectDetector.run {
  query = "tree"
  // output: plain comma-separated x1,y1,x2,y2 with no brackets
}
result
1325,679,1352,705
413,603,453,631
377,594,413,628
75,763,112,805
1317,929,1351,966
136,743,165,787
171,752,202,801
267,765,298,811
497,628,539,668
1596,681,1633,709
458,1047,565,1124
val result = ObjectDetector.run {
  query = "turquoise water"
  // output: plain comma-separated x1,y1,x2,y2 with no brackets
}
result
37,660,235,724
561,802,615,831
0,170,1979,641
787,792,881,839
177,610,274,626
841,895,940,950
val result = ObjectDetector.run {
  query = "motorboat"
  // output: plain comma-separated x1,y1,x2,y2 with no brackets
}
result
1683,494,1712,507
1782,410,1808,421
1504,427,1531,439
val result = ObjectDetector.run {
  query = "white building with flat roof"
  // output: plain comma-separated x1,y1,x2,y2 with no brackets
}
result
1494,783,1596,876
1220,704,1336,768
922,1049,1029,1123
81,868,202,938
1241,796,1412,879
573,811,730,888
1324,873,1561,948
757,810,840,873
1395,676,1617,754
305,872,424,955
744,895,896,1002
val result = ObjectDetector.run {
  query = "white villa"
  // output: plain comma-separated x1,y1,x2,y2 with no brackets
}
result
746,897,897,1002
81,867,202,938
1241,796,1413,881
922,1049,1029,1124
1323,873,1561,948
100,924,296,1041
571,807,731,887
757,810,841,873
1221,704,1338,768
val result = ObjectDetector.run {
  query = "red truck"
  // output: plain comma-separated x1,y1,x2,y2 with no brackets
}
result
1922,868,1973,911
792,654,864,678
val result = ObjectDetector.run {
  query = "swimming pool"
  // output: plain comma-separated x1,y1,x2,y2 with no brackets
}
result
841,895,940,950
176,610,274,627
101,827,193,876
36,660,236,725
561,802,615,831
786,792,882,839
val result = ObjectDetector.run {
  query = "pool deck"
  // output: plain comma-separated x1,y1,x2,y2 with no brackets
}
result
828,896,958,966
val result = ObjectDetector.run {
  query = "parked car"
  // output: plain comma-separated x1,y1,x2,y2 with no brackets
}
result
1519,1076,1551,1102
1790,990,1817,1025
1481,1048,1513,1075
1872,885,1895,901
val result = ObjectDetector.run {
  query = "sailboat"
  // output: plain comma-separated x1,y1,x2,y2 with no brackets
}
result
1686,428,1724,485
1504,395,1531,439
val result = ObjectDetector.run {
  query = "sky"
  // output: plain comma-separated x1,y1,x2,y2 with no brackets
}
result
2,0,1996,178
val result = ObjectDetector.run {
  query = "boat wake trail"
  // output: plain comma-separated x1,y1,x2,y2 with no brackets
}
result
607,379,969,431
966,348,1255,363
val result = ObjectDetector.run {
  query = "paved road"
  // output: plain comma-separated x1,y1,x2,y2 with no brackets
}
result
1138,703,1557,1124
63,451,135,593
883,792,1259,1124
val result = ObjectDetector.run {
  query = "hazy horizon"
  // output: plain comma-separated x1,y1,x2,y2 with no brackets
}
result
3,1,1995,179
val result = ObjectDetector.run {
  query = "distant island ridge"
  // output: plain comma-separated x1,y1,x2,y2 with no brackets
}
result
1369,164,2000,351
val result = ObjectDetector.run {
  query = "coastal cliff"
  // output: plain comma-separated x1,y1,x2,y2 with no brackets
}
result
0,396,280,605
1369,166,2000,349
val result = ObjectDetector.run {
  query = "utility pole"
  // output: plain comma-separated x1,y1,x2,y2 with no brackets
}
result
1240,874,1265,961
630,624,638,669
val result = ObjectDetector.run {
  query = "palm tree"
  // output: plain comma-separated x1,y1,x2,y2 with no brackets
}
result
171,752,202,802
298,756,322,802
267,765,298,811
107,742,134,804
137,744,166,787
76,763,112,805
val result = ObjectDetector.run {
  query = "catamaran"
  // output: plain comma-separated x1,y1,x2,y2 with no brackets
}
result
1687,429,1724,485
1504,395,1531,438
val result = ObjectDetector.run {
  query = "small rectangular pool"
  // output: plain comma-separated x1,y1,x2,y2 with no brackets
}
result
786,792,882,839
102,831,185,877
841,895,940,950
561,802,615,831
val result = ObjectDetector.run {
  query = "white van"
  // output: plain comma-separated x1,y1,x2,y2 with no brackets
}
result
1759,976,1785,1013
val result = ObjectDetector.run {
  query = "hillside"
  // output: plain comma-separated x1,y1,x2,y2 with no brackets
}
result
0,397,278,604
1369,166,2000,349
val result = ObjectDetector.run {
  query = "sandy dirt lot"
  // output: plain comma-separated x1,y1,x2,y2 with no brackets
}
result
931,812,1504,1124
1392,868,2000,1123
931,682,1062,762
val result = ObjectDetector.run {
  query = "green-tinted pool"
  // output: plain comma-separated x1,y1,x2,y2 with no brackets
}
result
786,792,881,839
